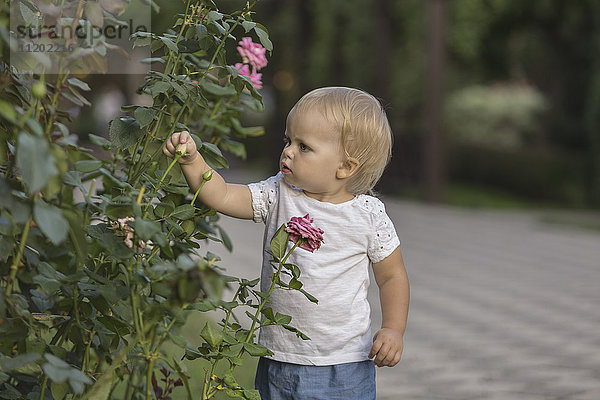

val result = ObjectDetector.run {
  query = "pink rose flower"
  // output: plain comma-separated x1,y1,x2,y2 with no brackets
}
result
234,62,263,89
237,37,268,71
285,214,324,253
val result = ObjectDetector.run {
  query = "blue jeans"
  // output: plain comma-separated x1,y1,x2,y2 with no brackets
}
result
255,357,376,400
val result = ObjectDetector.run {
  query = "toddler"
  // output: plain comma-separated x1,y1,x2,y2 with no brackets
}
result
163,87,409,400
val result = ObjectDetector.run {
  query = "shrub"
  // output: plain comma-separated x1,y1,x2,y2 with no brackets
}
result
0,1,306,399
445,83,548,150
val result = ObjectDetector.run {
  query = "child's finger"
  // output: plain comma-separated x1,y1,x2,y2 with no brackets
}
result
170,131,181,145
164,139,176,154
379,349,396,367
162,142,176,158
373,343,391,366
178,130,190,144
391,351,402,366
368,339,383,359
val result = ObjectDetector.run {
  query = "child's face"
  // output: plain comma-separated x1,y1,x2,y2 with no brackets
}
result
280,109,351,202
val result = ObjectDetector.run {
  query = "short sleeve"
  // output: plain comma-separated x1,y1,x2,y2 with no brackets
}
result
247,174,280,223
367,201,401,263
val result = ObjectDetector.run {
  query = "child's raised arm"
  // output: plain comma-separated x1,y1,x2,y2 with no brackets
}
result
163,131,254,220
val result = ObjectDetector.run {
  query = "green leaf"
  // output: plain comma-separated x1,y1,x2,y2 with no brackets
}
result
242,342,273,357
25,118,44,136
299,289,318,304
0,383,21,399
134,107,154,128
220,138,246,159
254,27,273,52
177,39,204,53
134,218,161,241
34,199,68,245
242,390,261,400
109,117,142,150
148,81,172,97
218,225,232,251
200,80,237,96
200,322,223,349
193,299,217,312
283,263,301,279
42,354,92,394
275,312,292,325
16,133,58,194
207,10,223,21
171,204,195,220
153,201,175,218
67,77,91,92
282,325,311,340
199,142,228,169
288,278,303,290
0,353,41,371
51,381,69,400
270,224,289,260
241,21,256,33
74,160,102,172
19,2,37,26
160,36,178,53
230,118,264,137
261,307,275,322
0,100,17,123
88,134,110,147
0,237,11,263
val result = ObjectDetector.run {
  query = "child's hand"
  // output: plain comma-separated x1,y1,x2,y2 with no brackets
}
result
369,328,403,367
163,131,199,165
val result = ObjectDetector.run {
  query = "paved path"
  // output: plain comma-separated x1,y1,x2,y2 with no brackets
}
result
207,192,600,399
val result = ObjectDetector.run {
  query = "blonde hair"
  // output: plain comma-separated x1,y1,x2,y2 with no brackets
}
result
288,87,393,195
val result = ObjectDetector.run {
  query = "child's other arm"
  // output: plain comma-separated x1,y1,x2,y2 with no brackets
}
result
369,247,409,367
163,131,254,220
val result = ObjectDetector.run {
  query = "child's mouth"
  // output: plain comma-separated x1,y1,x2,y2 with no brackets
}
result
281,162,291,174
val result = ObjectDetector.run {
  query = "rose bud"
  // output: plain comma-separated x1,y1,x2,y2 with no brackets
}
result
32,81,46,98
175,143,187,157
202,169,213,181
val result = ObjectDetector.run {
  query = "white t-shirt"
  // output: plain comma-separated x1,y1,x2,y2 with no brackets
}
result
248,173,400,366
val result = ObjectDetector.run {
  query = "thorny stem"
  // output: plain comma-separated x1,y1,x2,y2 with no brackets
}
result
205,240,303,399
143,154,182,217
198,0,260,87
222,287,242,336
145,354,156,400
244,240,301,343
131,102,167,184
39,376,48,400
82,331,94,372
6,211,34,296
190,176,209,206
154,304,189,353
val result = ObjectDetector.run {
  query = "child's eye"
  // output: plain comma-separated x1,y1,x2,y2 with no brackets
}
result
299,143,310,152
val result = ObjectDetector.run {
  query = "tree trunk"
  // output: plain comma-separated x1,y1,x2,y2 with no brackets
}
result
423,0,446,202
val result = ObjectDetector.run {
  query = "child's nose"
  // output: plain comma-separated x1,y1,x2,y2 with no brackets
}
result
283,146,293,159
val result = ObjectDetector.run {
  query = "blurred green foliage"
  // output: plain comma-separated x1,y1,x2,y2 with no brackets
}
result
445,84,547,150
231,0,600,208
44,0,600,209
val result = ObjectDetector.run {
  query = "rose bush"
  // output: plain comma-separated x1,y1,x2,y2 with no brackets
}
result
0,1,309,399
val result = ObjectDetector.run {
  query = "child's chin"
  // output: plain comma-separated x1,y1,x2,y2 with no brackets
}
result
282,174,301,188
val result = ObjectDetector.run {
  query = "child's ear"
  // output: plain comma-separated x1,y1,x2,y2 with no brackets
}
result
336,157,360,179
